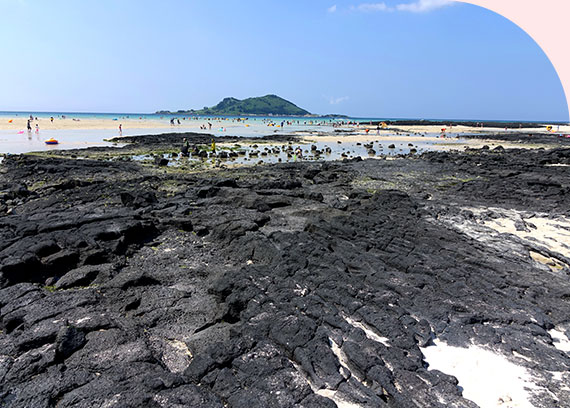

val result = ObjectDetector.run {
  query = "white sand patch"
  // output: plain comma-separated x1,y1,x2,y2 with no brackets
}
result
550,371,564,381
549,371,570,391
101,394,121,408
341,314,390,347
167,339,193,357
529,251,567,272
329,338,363,382
315,389,364,408
421,339,540,408
293,284,308,297
452,207,570,266
323,338,368,407
150,338,193,374
548,328,570,353
289,348,364,408
483,215,570,257
511,351,535,364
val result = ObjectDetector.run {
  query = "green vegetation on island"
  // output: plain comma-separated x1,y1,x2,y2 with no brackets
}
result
156,94,311,116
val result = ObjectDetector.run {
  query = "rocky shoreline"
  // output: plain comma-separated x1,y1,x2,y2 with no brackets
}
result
367,120,550,129
1,133,569,407
459,131,570,146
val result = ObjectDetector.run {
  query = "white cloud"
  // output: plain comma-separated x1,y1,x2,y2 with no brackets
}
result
396,0,454,13
327,5,337,13
351,0,454,13
354,3,391,12
329,96,349,105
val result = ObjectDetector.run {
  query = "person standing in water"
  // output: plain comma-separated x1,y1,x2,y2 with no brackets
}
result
35,124,39,133
119,124,122,134
27,120,32,132
180,138,190,157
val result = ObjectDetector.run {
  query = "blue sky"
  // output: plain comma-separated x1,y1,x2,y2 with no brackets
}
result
1,0,567,121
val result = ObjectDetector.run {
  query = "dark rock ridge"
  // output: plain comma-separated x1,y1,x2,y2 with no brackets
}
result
368,120,558,129
0,144,569,407
461,131,570,146
107,132,300,146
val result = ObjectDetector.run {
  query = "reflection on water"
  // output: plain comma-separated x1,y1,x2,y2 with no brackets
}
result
0,123,343,154
1,129,114,154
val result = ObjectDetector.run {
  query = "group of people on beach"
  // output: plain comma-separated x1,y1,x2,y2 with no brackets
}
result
170,118,215,131
26,115,40,133
20,115,57,135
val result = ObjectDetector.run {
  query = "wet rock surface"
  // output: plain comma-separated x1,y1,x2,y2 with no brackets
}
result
105,132,301,152
1,143,569,407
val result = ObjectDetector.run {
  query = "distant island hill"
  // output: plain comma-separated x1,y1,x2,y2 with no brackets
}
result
155,94,347,118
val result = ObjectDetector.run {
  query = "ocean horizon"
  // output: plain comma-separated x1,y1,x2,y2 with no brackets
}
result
0,111,566,124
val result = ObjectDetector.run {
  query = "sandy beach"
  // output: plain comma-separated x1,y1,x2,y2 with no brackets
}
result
1,117,217,131
3,115,567,134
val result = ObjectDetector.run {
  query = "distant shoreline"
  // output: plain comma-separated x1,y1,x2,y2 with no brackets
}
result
1,111,567,127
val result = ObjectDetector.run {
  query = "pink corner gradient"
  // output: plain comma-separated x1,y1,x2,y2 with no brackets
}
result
458,0,570,121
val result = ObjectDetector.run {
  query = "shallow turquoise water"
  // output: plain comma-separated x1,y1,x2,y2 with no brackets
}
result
0,111,473,154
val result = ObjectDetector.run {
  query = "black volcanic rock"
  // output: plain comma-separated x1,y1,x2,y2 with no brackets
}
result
0,144,569,407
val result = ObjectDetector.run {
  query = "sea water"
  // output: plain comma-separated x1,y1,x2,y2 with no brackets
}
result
0,111,372,154
0,110,474,155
